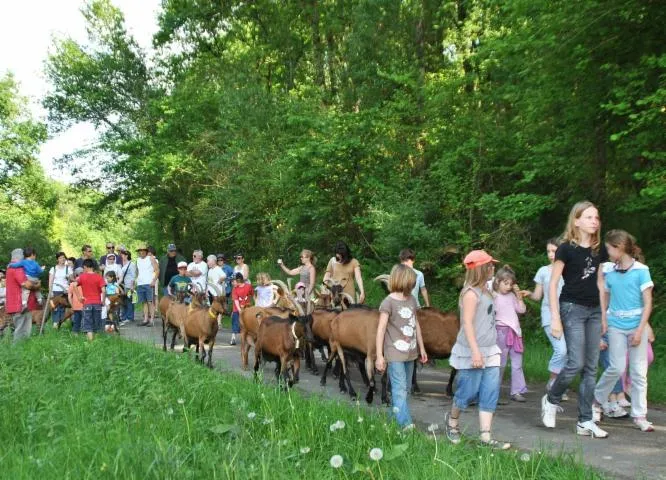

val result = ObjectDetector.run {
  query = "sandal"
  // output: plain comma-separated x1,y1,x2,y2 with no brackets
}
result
479,431,511,450
445,412,461,444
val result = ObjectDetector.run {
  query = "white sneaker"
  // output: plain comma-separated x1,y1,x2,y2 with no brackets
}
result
561,391,569,402
576,420,608,438
603,403,629,418
541,394,562,428
618,398,631,408
592,403,603,423
633,418,654,432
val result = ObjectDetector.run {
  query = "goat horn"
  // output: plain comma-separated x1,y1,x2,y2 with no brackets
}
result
291,299,305,316
341,292,354,306
271,279,289,293
374,274,390,284
287,278,292,293
206,282,223,297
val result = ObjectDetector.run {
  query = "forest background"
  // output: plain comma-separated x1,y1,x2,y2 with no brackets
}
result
2,0,664,338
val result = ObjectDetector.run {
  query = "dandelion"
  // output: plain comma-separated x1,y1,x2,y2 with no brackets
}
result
247,412,257,419
427,423,439,433
329,420,346,431
166,407,174,416
300,447,311,454
330,454,344,468
177,398,185,405
392,406,400,414
357,417,364,423
262,417,274,425
369,448,383,461
520,453,530,462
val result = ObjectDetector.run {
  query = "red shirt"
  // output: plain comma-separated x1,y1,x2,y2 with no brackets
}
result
232,283,254,312
5,264,38,314
77,272,106,305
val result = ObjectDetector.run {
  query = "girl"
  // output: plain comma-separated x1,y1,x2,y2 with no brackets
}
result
593,230,654,432
48,252,70,327
68,268,84,334
527,238,567,399
254,272,275,307
541,201,609,438
103,271,124,331
445,250,510,449
277,249,317,298
375,264,427,429
493,265,528,402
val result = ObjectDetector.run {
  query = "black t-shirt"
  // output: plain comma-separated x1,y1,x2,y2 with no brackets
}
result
556,242,609,307
164,256,179,287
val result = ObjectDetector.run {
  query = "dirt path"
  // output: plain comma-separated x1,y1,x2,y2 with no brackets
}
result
123,321,665,480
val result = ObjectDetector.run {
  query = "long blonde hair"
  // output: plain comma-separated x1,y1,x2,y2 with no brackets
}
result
561,201,601,253
256,272,271,286
301,249,316,265
462,263,494,294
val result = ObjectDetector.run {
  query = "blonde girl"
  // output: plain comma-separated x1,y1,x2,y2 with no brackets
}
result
594,230,654,432
254,272,276,307
375,264,427,429
277,249,317,298
541,201,609,438
445,250,510,449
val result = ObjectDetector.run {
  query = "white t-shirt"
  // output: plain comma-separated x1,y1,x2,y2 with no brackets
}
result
136,256,155,286
49,264,70,293
207,266,226,296
188,261,208,292
104,263,123,284
255,285,274,307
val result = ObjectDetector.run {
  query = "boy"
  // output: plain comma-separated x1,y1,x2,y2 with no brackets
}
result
74,259,106,340
8,247,44,310
168,262,193,302
231,273,253,345
399,248,430,308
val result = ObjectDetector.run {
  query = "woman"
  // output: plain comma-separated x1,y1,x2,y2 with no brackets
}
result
277,249,316,298
323,241,365,303
233,253,250,284
118,248,137,325
48,252,70,327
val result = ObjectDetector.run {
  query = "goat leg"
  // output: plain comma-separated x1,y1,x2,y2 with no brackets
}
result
170,329,178,350
446,367,457,397
336,347,357,400
381,371,390,405
363,356,375,404
320,346,338,387
411,359,421,395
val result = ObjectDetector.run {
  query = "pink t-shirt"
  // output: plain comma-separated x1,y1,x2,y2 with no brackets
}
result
493,292,525,336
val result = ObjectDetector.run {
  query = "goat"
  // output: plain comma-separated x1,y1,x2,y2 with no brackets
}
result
179,283,225,367
253,308,314,388
50,295,74,329
320,306,386,404
239,305,291,370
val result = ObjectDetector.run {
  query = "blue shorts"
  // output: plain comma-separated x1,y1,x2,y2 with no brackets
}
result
454,366,500,413
82,304,103,333
136,284,154,303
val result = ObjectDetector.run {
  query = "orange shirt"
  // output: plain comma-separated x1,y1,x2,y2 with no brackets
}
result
68,283,84,311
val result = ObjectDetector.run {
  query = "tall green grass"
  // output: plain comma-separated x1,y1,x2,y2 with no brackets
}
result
0,334,605,479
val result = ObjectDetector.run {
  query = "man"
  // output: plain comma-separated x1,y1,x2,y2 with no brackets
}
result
206,254,226,304
399,248,430,308
159,243,186,296
75,245,99,271
135,244,158,326
187,249,208,294
99,242,122,271
74,259,106,340
217,254,234,313
5,248,39,341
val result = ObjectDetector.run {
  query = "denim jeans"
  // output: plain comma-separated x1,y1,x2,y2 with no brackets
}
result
82,304,103,333
453,366,500,413
231,312,240,334
595,327,649,418
51,301,65,326
71,311,83,333
543,326,568,374
121,296,135,322
387,361,415,427
599,333,623,395
548,301,601,422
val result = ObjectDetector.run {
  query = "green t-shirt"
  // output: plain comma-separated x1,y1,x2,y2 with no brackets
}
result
168,275,192,295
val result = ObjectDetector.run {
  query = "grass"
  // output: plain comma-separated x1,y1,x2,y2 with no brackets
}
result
0,333,606,479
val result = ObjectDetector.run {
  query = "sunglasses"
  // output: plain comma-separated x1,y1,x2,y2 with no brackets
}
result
106,246,114,249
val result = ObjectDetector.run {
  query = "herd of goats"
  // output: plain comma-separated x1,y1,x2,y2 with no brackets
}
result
158,277,461,405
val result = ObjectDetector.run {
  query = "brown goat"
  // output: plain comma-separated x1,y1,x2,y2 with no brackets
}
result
320,307,382,404
240,306,292,370
253,313,313,388
179,286,224,367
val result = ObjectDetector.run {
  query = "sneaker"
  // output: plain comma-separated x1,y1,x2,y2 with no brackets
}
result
444,412,461,445
541,394,562,428
118,320,129,327
633,417,654,432
592,403,603,423
511,393,527,403
576,420,608,438
561,391,569,402
603,403,629,419
618,398,631,408
229,334,237,346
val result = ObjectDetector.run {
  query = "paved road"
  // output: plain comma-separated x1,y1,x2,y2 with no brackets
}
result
122,320,665,480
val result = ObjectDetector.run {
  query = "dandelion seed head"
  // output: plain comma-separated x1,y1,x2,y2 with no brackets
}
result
262,417,274,425
166,407,174,416
369,448,383,461
427,423,439,432
520,453,530,462
330,454,343,468
300,447,311,454
177,398,185,405
392,406,400,414
357,416,363,423
247,412,256,419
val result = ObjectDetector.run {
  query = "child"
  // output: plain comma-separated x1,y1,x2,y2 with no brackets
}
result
493,265,528,402
277,249,317,298
622,324,655,395
593,230,654,432
168,262,192,302
541,201,609,438
399,248,430,308
231,273,253,345
527,238,567,399
445,250,510,449
375,264,428,429
8,247,44,310
73,259,106,341
68,268,84,334
104,271,123,331
254,272,274,307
